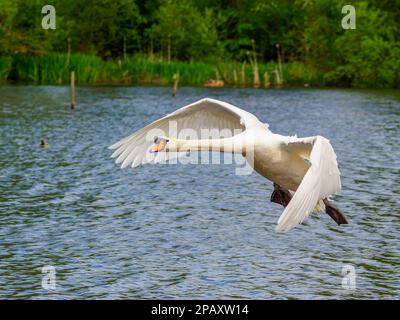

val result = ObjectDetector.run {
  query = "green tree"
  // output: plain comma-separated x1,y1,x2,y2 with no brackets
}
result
149,0,221,61
70,0,141,58
0,0,18,55
325,1,400,87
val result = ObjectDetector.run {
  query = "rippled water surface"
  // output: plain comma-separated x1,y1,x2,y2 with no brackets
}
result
0,86,399,299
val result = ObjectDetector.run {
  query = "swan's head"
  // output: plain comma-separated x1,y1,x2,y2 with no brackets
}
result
150,136,169,153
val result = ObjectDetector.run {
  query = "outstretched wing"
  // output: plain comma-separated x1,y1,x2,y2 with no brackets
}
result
109,98,263,168
275,136,341,232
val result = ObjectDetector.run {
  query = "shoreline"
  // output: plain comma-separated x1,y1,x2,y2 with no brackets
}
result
0,53,326,88
1,81,397,92
1,54,399,90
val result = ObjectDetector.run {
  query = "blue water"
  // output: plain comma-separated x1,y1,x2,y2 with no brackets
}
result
0,86,399,299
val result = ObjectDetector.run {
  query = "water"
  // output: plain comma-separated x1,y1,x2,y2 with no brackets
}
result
0,86,399,299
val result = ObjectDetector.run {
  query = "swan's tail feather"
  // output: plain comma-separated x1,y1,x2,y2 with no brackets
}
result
323,199,348,225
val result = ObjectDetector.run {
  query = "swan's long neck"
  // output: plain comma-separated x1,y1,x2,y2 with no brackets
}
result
172,136,244,154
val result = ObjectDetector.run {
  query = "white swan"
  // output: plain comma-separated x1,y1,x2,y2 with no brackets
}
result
109,98,347,232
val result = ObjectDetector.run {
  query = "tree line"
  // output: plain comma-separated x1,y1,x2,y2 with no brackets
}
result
0,0,399,87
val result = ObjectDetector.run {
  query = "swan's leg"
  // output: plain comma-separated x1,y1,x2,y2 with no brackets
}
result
271,184,348,226
323,199,348,225
270,183,292,207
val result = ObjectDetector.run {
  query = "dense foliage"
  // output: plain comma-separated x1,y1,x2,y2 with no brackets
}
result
0,0,399,87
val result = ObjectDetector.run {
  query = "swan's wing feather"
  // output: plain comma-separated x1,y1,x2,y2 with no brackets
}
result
281,136,314,159
109,98,262,168
275,136,341,232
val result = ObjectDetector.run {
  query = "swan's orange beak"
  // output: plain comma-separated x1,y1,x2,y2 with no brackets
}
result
150,137,169,153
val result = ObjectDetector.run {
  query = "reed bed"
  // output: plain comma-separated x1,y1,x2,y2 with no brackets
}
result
3,54,324,87
0,57,12,82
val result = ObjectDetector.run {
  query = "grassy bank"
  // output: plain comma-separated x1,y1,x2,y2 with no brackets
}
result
1,54,324,87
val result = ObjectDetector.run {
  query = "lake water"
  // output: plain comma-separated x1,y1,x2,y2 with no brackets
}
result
0,86,399,299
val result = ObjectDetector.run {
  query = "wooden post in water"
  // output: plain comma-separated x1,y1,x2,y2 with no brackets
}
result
70,71,76,109
172,72,179,97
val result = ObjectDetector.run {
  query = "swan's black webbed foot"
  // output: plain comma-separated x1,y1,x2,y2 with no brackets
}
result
323,199,348,225
270,183,348,226
270,183,292,207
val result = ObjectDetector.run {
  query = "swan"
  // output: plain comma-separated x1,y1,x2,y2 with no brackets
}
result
109,98,347,232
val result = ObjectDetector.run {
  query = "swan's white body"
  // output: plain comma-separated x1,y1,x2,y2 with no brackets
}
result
109,98,341,232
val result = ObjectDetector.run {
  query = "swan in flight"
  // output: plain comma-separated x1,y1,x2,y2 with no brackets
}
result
109,98,347,232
